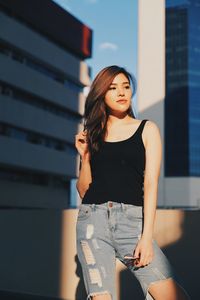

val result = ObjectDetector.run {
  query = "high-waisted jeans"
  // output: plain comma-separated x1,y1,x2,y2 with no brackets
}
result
76,201,187,300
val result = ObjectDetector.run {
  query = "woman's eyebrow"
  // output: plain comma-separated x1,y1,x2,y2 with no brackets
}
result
110,81,130,86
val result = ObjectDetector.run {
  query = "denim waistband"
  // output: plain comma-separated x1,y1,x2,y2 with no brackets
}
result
80,201,143,212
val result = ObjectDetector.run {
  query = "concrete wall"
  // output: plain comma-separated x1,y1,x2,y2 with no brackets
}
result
0,208,198,299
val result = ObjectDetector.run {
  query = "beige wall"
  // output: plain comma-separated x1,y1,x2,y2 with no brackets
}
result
0,208,197,299
137,0,166,207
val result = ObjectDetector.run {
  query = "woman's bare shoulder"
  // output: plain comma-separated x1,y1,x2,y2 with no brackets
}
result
128,118,143,125
129,118,158,128
144,119,160,132
126,118,160,133
142,120,161,148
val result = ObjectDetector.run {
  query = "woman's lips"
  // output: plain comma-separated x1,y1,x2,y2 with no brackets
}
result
117,100,127,104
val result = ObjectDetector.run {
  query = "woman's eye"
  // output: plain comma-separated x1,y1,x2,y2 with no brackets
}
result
108,86,130,90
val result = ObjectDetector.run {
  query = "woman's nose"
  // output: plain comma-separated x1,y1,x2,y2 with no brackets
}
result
117,88,125,96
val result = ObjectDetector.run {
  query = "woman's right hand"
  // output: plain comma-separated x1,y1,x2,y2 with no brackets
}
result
75,130,90,161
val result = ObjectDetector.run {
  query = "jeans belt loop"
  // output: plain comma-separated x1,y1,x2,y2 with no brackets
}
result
91,204,96,211
121,202,125,212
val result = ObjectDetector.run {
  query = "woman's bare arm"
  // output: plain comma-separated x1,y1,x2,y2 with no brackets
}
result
75,131,92,199
133,120,162,267
142,121,162,240
76,156,92,199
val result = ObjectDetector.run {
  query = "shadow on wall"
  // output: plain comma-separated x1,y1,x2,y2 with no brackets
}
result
0,208,63,298
163,209,199,299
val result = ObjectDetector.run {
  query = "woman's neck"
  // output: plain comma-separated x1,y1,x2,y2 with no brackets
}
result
107,114,134,128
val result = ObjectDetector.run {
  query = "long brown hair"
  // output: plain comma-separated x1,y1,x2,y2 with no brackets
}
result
83,65,137,156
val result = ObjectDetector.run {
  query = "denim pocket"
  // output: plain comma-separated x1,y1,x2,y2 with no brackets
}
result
77,204,92,221
124,205,143,221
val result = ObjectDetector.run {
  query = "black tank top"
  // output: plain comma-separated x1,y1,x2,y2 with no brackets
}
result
81,119,148,206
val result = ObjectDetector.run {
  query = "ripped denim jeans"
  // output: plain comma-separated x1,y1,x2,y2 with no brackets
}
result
76,201,187,300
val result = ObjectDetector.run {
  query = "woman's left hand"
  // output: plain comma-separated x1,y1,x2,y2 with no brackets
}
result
132,236,154,268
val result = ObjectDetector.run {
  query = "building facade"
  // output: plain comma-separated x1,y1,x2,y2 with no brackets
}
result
165,0,200,178
165,0,200,207
137,0,200,208
0,0,92,208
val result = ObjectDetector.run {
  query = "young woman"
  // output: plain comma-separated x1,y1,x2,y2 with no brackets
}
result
75,65,190,300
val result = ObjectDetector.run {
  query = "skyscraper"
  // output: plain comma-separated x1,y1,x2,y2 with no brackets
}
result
165,0,200,178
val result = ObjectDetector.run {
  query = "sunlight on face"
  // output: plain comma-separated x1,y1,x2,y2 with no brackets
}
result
104,73,132,114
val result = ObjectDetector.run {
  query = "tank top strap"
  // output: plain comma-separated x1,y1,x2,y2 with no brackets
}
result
137,119,149,135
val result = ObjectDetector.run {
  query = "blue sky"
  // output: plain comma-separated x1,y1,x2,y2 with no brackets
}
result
52,0,138,84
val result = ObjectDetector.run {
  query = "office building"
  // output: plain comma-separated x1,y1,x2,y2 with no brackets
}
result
165,0,200,207
137,0,200,207
165,0,200,177
0,0,92,208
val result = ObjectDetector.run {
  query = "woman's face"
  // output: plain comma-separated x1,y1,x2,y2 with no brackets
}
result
104,73,132,115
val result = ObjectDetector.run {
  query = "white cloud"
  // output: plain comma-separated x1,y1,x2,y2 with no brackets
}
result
99,42,118,51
